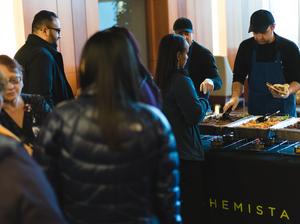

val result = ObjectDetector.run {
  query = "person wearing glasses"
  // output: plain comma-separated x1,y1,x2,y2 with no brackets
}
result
15,10,74,108
0,55,51,156
0,72,66,224
223,9,300,116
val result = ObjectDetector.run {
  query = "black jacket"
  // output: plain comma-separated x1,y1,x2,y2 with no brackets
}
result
36,90,181,224
187,41,222,96
14,34,74,108
162,70,209,161
0,135,66,224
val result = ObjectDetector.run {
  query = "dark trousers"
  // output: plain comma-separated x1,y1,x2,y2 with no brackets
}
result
179,159,210,224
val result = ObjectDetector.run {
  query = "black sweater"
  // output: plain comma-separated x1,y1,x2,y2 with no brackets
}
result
186,41,222,95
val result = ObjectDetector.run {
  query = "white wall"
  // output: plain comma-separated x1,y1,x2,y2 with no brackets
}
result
0,0,25,57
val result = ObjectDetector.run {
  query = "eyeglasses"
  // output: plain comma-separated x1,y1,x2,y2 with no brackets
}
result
48,27,61,35
8,76,22,85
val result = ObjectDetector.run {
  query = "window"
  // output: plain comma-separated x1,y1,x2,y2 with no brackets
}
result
267,0,299,44
98,0,148,65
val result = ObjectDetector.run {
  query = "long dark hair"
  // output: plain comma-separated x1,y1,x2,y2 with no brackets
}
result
106,26,162,107
155,34,187,93
79,31,140,145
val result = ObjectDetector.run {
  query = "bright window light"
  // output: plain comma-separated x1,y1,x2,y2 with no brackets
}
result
0,0,25,57
268,0,299,45
98,1,117,30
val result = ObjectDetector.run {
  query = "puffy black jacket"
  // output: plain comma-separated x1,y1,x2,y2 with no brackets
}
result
36,90,181,224
0,135,66,224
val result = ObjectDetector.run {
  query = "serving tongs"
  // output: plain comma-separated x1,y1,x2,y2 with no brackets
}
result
220,107,232,120
255,110,280,123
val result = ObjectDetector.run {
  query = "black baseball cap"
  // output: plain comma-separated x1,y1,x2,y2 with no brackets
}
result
173,17,193,33
248,9,275,33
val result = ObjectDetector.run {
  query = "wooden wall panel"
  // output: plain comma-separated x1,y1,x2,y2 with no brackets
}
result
57,0,77,94
85,0,99,37
146,0,216,74
146,0,170,74
22,0,57,37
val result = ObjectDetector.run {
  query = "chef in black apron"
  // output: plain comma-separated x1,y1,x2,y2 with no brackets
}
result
224,9,300,117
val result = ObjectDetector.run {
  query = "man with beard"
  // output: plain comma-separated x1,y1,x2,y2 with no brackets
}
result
15,10,74,108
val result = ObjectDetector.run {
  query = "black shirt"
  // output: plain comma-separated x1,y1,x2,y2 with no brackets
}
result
187,41,222,95
233,33,300,84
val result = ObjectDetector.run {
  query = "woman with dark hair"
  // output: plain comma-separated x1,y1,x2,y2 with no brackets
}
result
107,26,162,109
36,30,181,224
0,55,51,155
155,34,210,224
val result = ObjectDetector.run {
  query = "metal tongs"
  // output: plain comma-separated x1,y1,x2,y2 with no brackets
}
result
220,107,232,120
255,110,280,123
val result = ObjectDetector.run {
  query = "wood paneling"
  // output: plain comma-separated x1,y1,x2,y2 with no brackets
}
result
85,0,99,37
22,0,57,37
146,0,216,74
57,0,77,94
146,0,170,74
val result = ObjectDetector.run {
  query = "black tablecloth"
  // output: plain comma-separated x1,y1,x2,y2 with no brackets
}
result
204,149,300,224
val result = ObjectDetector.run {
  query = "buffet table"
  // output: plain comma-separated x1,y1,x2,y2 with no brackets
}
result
198,113,300,224
204,146,300,224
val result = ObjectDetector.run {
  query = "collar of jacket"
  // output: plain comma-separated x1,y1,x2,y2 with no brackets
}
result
26,34,58,52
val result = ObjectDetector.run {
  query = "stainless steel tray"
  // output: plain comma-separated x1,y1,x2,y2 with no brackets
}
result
199,114,253,135
272,118,300,141
226,117,298,139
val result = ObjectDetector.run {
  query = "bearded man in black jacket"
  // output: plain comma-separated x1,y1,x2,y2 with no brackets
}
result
15,10,74,108
173,17,222,100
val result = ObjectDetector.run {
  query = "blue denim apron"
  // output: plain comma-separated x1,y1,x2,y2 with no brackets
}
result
248,49,296,116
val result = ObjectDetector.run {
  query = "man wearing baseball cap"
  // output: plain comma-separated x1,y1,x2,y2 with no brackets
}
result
224,9,300,116
173,17,222,101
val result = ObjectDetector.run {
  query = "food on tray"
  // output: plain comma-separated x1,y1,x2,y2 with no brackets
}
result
240,116,288,129
294,145,300,154
285,122,300,129
202,112,248,126
266,82,289,95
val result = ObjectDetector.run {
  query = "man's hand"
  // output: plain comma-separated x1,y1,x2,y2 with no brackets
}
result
223,96,239,112
199,78,214,94
269,88,290,99
267,83,290,99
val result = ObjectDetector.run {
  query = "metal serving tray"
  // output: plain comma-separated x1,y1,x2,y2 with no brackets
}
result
199,113,253,135
272,118,300,141
226,116,297,139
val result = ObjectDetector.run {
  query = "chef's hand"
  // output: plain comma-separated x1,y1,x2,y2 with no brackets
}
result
268,88,290,99
199,78,214,94
223,96,239,112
